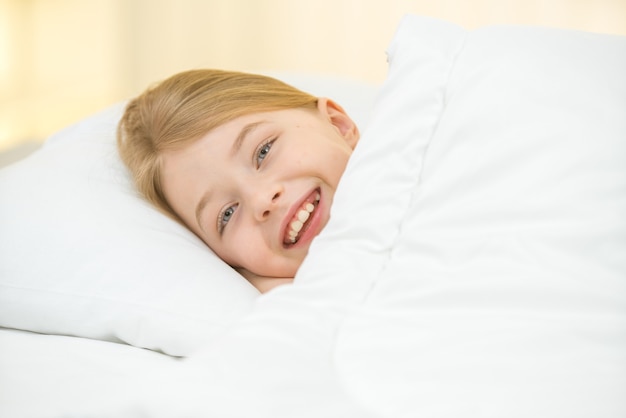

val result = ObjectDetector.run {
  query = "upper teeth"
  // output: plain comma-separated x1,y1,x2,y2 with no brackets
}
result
287,194,320,243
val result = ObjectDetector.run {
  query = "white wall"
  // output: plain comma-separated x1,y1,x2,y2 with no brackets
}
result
1,0,625,152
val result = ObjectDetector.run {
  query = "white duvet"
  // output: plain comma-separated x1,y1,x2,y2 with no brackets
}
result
1,15,625,418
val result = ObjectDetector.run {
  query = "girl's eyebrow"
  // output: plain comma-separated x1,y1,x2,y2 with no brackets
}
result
231,120,267,155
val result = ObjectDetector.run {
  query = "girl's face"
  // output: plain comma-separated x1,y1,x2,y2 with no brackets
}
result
161,99,359,281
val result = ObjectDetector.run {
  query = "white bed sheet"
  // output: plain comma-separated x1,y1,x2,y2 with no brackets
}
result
0,328,181,414
0,324,376,418
0,327,174,416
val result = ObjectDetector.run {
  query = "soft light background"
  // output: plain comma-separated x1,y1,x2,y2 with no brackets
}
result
1,0,625,154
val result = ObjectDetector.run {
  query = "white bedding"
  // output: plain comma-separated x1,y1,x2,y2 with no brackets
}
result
0,327,177,414
1,15,625,418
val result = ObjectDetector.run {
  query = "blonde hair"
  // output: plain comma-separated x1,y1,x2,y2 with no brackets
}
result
117,69,318,220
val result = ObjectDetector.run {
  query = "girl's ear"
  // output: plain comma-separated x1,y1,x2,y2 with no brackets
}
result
316,97,360,149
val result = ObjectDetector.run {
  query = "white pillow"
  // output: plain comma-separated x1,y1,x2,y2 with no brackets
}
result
0,75,378,356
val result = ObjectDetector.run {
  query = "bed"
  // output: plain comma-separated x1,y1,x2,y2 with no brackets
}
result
1,15,625,417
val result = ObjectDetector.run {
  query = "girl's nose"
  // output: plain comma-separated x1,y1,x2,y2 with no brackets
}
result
248,182,283,222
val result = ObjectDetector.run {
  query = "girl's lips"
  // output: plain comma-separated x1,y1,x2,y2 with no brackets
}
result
281,188,322,248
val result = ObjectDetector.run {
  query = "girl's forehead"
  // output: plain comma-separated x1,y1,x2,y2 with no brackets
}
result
206,107,320,143
166,106,323,166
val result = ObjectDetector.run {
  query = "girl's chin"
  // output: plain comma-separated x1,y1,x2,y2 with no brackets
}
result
238,259,301,280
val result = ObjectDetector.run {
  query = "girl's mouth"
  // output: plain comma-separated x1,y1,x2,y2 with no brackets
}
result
283,189,321,246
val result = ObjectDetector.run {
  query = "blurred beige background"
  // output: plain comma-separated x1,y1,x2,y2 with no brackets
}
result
1,0,625,153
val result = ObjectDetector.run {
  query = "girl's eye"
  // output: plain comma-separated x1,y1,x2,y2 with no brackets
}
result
256,139,275,167
218,204,238,233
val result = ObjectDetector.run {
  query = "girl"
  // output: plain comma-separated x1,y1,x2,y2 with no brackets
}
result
117,69,360,292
